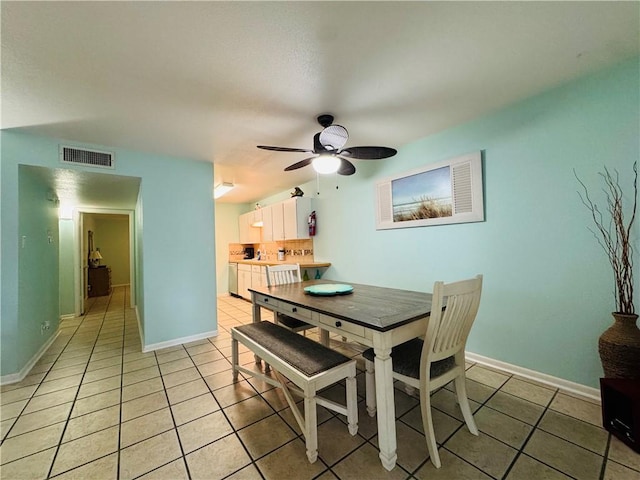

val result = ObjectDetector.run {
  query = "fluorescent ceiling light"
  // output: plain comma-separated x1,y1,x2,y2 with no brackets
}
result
312,156,340,174
214,182,234,199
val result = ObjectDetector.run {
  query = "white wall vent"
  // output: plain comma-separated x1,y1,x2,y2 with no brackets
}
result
59,145,115,169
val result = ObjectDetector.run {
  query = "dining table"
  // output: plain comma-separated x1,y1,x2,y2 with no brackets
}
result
249,279,433,471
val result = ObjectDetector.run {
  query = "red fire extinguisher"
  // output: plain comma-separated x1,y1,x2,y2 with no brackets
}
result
308,211,316,236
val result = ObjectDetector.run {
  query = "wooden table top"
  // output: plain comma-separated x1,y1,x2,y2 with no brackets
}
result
250,279,433,332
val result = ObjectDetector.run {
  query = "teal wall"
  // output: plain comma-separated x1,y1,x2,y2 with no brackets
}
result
1,132,217,375
15,166,60,373
266,59,640,388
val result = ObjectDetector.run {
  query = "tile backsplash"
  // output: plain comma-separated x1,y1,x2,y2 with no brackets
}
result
229,239,314,263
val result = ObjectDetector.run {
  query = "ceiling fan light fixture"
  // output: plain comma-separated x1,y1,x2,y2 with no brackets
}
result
312,155,340,174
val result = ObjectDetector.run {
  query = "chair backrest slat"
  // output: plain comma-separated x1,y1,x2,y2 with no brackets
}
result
422,275,483,367
266,264,302,286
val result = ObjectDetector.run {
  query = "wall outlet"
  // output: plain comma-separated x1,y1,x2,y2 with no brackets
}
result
41,321,51,335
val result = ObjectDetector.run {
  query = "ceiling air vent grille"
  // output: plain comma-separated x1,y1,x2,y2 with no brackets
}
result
59,145,115,169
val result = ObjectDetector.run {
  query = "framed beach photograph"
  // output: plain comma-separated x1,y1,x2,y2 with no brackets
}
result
375,151,484,230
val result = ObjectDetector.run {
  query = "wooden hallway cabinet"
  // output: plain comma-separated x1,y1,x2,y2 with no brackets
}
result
88,266,111,297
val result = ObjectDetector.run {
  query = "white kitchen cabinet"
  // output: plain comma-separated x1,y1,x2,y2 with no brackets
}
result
238,264,252,299
239,211,261,244
238,264,267,300
261,204,275,242
240,197,312,243
283,196,312,239
251,265,266,291
267,202,285,241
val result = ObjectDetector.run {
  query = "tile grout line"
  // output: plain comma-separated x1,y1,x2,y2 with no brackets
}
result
45,290,115,478
599,435,612,480
499,388,567,480
151,344,194,480
116,287,128,480
185,337,270,480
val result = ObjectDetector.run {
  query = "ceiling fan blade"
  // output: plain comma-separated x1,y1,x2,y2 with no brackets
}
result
337,157,356,176
284,157,315,171
340,146,397,159
257,145,312,153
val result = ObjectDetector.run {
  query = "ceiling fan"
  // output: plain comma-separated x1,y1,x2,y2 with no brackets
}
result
257,114,397,176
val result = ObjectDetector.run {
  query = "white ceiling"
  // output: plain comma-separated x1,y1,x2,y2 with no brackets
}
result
2,2,638,205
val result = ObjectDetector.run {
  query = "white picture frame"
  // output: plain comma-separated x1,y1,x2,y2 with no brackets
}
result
375,151,484,230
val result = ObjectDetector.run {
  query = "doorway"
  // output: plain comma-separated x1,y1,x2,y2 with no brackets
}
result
78,210,135,315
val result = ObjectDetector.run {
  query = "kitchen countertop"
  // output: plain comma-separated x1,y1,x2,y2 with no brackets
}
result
234,260,331,268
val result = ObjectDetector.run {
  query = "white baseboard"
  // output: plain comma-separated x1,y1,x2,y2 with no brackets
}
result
0,329,61,385
59,314,76,322
143,329,219,353
466,351,600,403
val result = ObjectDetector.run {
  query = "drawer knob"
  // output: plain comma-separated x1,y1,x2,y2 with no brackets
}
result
292,307,297,313
264,298,268,303
335,321,342,328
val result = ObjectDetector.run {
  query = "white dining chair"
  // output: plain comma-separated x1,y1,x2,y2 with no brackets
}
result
363,274,483,468
265,264,315,335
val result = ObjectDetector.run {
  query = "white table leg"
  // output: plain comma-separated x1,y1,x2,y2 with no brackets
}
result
252,295,262,363
374,345,397,471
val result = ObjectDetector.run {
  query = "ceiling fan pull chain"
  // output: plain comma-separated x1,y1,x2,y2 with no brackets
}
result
316,171,320,196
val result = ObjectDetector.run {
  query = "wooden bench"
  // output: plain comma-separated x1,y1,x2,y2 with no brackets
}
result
231,321,358,463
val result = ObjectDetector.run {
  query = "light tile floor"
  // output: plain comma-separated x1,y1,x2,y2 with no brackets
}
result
1,286,639,480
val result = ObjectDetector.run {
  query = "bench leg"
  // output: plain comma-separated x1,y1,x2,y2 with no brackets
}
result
231,336,239,382
346,375,358,435
365,359,377,417
304,393,318,463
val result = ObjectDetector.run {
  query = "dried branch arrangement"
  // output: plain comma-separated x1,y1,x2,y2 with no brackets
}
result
575,161,637,314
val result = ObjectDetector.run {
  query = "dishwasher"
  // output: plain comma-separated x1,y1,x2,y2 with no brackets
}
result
228,263,238,297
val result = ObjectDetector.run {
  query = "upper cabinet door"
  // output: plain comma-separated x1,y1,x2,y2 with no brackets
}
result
283,197,312,240
238,211,261,244
262,205,274,242
271,203,285,241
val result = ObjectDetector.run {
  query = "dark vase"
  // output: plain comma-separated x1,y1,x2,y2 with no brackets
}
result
598,313,640,379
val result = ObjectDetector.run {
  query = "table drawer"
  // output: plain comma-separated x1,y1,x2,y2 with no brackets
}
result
319,316,365,337
279,304,312,320
255,295,278,309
